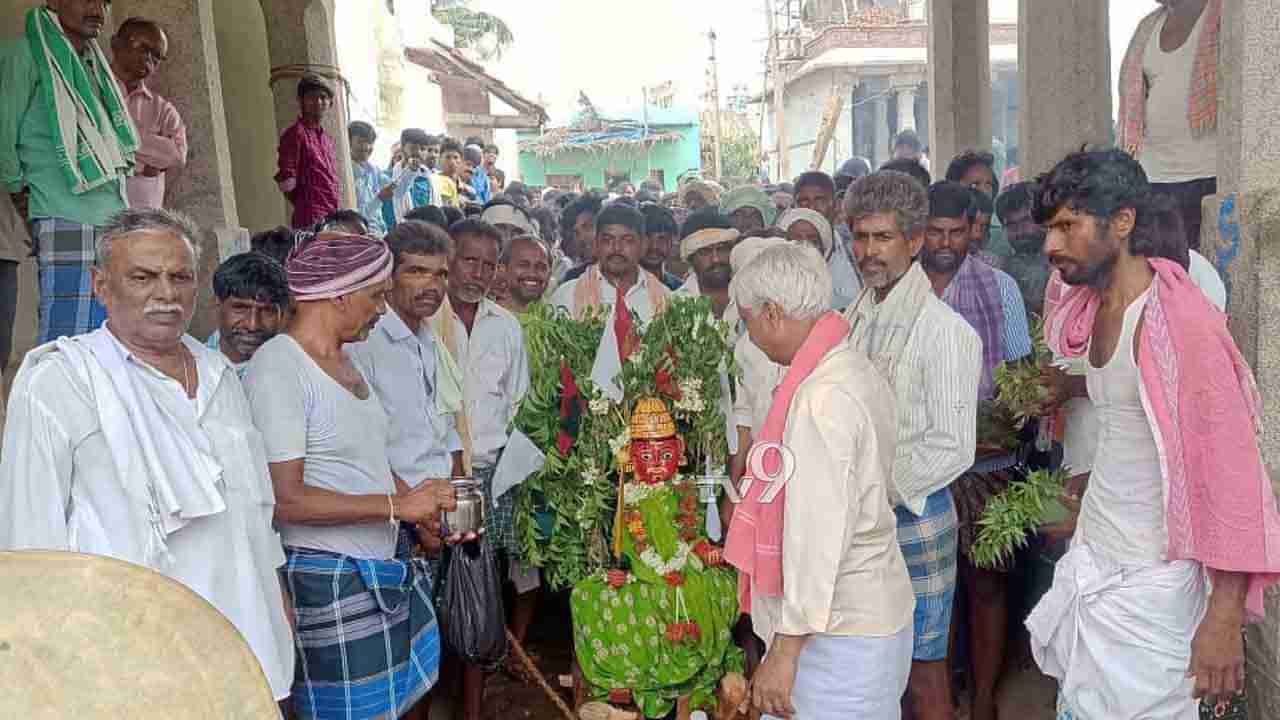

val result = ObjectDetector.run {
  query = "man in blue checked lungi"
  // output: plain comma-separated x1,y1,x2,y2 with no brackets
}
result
244,231,462,720
843,171,983,720
1,2,136,344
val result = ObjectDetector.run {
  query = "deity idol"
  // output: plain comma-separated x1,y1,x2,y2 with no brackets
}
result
571,398,744,719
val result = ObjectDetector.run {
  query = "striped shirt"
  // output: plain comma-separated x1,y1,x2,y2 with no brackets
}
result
994,267,1033,362
881,296,982,515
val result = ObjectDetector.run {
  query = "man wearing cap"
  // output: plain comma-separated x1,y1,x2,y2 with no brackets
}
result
2,2,135,343
721,185,776,235
682,179,722,213
0,208,294,706
244,229,458,719
551,203,671,323
275,75,340,229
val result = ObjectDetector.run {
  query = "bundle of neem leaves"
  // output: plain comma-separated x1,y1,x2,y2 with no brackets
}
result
973,316,1069,570
511,297,734,590
970,467,1068,570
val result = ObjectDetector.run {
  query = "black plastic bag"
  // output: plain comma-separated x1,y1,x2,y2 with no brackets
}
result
439,537,508,670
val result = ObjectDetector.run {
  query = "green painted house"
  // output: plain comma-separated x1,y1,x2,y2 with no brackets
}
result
518,106,702,193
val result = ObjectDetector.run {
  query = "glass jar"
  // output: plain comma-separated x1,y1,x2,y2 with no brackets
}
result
443,476,486,535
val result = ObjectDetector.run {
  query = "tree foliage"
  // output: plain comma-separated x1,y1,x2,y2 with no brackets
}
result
430,0,515,61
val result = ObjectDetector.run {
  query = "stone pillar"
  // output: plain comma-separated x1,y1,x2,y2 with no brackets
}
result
107,0,245,338
1198,4,1280,717
259,0,357,212
874,90,890,169
1016,0,1111,178
927,0,991,168
896,85,917,132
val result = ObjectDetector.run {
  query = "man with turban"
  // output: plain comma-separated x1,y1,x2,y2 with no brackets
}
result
682,179,722,213
721,185,777,234
243,230,460,719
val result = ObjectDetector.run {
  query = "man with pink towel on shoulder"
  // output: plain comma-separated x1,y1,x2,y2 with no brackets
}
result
1029,149,1280,720
724,242,913,719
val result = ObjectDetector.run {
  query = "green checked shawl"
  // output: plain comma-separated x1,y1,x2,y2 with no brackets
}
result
26,7,137,194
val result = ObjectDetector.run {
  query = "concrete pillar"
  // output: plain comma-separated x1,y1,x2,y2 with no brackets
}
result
896,85,917,133
1016,0,1111,178
259,0,357,213
107,0,246,337
927,0,991,169
1197,4,1280,717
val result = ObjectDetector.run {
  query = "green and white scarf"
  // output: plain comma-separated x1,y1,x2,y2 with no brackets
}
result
26,7,137,194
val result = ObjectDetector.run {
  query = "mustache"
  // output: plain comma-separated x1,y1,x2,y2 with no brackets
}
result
415,290,442,304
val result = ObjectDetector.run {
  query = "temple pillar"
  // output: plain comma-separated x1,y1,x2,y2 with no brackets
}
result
1016,0,1111,178
107,0,246,337
927,0,991,168
259,0,357,213
1197,3,1280,717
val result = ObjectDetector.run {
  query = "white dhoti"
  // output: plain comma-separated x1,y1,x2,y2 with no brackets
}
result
762,626,913,720
1026,543,1208,719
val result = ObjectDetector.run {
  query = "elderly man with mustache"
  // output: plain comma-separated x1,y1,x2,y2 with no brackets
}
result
0,208,295,706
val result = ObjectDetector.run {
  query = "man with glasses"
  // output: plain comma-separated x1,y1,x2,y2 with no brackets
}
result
109,17,186,211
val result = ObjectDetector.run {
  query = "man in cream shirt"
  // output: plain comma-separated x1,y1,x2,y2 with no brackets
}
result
726,243,914,719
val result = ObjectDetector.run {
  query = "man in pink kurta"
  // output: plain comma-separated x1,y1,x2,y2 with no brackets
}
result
110,18,187,209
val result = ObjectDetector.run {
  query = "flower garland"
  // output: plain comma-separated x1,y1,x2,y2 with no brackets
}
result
622,479,705,582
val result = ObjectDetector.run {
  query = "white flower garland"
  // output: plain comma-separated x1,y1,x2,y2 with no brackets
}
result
623,482,668,505
639,540,692,576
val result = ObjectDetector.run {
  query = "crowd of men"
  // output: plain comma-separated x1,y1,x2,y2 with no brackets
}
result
3,1,1277,720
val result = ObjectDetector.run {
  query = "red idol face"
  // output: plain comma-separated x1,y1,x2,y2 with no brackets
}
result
629,437,685,485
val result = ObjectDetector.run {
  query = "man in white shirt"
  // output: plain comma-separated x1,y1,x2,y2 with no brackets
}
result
0,208,294,704
551,203,672,323
206,252,289,378
433,217,532,720
726,243,914,719
843,171,982,720
1118,0,1221,251
347,219,465,532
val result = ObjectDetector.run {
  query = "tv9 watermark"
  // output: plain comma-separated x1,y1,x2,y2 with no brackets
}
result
713,442,796,504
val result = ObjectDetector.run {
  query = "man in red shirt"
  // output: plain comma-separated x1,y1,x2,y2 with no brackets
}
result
275,75,340,229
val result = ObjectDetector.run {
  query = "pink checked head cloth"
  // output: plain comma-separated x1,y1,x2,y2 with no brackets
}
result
286,231,394,301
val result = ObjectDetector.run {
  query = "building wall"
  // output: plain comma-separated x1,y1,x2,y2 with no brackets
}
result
518,125,702,193
771,68,857,180
214,0,285,233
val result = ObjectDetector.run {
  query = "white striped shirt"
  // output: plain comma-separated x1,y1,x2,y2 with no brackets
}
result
877,296,981,515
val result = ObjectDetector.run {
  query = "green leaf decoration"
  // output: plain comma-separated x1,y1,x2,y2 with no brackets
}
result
970,467,1069,570
510,297,734,590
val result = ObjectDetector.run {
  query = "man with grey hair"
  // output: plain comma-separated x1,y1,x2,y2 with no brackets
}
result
725,242,913,719
0,207,296,705
841,171,981,720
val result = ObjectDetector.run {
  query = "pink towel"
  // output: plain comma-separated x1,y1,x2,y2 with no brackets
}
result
724,312,851,613
1046,258,1280,618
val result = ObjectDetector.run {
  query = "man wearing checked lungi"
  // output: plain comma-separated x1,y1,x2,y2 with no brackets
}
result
244,231,460,719
2,1,136,343
843,171,982,720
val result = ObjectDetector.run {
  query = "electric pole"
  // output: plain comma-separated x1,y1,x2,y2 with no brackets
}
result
708,29,724,182
763,0,787,181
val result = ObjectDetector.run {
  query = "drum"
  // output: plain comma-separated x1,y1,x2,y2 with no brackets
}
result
0,551,279,718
